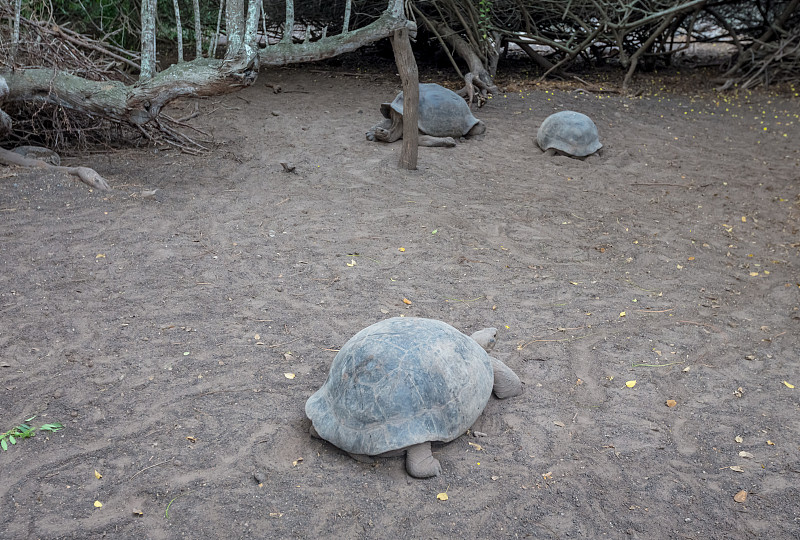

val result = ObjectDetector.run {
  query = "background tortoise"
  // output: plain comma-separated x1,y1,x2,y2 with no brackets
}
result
537,110,602,157
366,83,486,148
305,317,522,478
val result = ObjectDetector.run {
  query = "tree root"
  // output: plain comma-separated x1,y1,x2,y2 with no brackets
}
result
0,147,111,191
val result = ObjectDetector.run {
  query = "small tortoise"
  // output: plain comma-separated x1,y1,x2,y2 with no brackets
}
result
537,110,602,158
305,317,522,478
366,83,486,148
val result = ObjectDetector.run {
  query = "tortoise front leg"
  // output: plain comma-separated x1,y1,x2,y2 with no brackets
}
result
490,357,523,398
405,442,442,478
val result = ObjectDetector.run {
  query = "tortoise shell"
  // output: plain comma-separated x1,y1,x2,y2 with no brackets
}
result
305,317,494,456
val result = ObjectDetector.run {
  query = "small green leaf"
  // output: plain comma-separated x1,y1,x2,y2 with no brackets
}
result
9,435,15,444
431,229,438,235
1,439,7,451
40,423,64,432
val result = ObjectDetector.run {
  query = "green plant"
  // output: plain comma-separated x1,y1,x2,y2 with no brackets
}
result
0,416,64,451
478,0,492,40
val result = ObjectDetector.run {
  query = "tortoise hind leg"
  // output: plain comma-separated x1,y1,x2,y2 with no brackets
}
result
490,357,523,398
418,135,457,147
405,442,442,478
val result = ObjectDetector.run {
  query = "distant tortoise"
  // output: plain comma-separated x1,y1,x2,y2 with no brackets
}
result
366,83,486,148
305,317,522,478
537,110,602,158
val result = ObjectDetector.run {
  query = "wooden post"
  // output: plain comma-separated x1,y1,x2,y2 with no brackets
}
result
390,27,419,170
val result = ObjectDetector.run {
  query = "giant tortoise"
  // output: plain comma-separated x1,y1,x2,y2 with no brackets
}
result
305,317,523,478
366,83,486,148
537,110,602,158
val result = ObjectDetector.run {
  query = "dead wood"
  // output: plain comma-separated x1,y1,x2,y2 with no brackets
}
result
0,147,111,191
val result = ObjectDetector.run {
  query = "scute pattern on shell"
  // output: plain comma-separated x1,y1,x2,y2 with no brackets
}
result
305,317,494,456
383,83,482,138
537,110,602,157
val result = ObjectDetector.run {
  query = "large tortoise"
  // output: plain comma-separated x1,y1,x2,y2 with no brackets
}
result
366,83,486,148
537,110,602,158
305,317,522,478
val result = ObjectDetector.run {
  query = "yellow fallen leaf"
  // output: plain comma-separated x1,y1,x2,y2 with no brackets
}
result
741,216,747,223
94,501,103,508
96,254,105,259
734,490,747,503
782,381,795,389
625,380,636,388
767,440,774,446
402,298,412,305
687,256,695,261
186,436,197,443
749,272,759,277
436,492,449,501
292,457,303,467
735,435,743,443
284,373,296,379
619,311,626,317
468,441,483,451
666,399,677,407
254,334,260,340
94,470,102,479
398,247,405,252
346,259,357,267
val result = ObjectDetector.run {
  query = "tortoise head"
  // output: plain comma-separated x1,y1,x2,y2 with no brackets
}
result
469,328,497,352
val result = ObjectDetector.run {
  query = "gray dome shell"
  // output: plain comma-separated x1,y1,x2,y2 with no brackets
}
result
380,83,481,138
305,317,494,456
537,110,602,157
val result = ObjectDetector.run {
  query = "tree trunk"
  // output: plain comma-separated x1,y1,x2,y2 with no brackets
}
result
421,17,498,100
282,0,295,44
173,0,185,63
11,0,21,62
140,0,157,80
225,0,247,56
342,0,352,34
0,75,12,138
193,0,203,58
390,28,419,170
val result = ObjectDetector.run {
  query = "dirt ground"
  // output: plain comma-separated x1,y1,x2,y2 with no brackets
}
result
1,55,799,539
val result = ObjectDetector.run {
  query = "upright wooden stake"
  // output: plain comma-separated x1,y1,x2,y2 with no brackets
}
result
390,27,419,170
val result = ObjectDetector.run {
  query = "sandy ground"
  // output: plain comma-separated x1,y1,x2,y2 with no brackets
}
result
1,58,799,539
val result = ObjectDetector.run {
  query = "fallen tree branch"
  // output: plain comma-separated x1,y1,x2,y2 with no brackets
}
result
259,4,413,66
0,147,112,190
